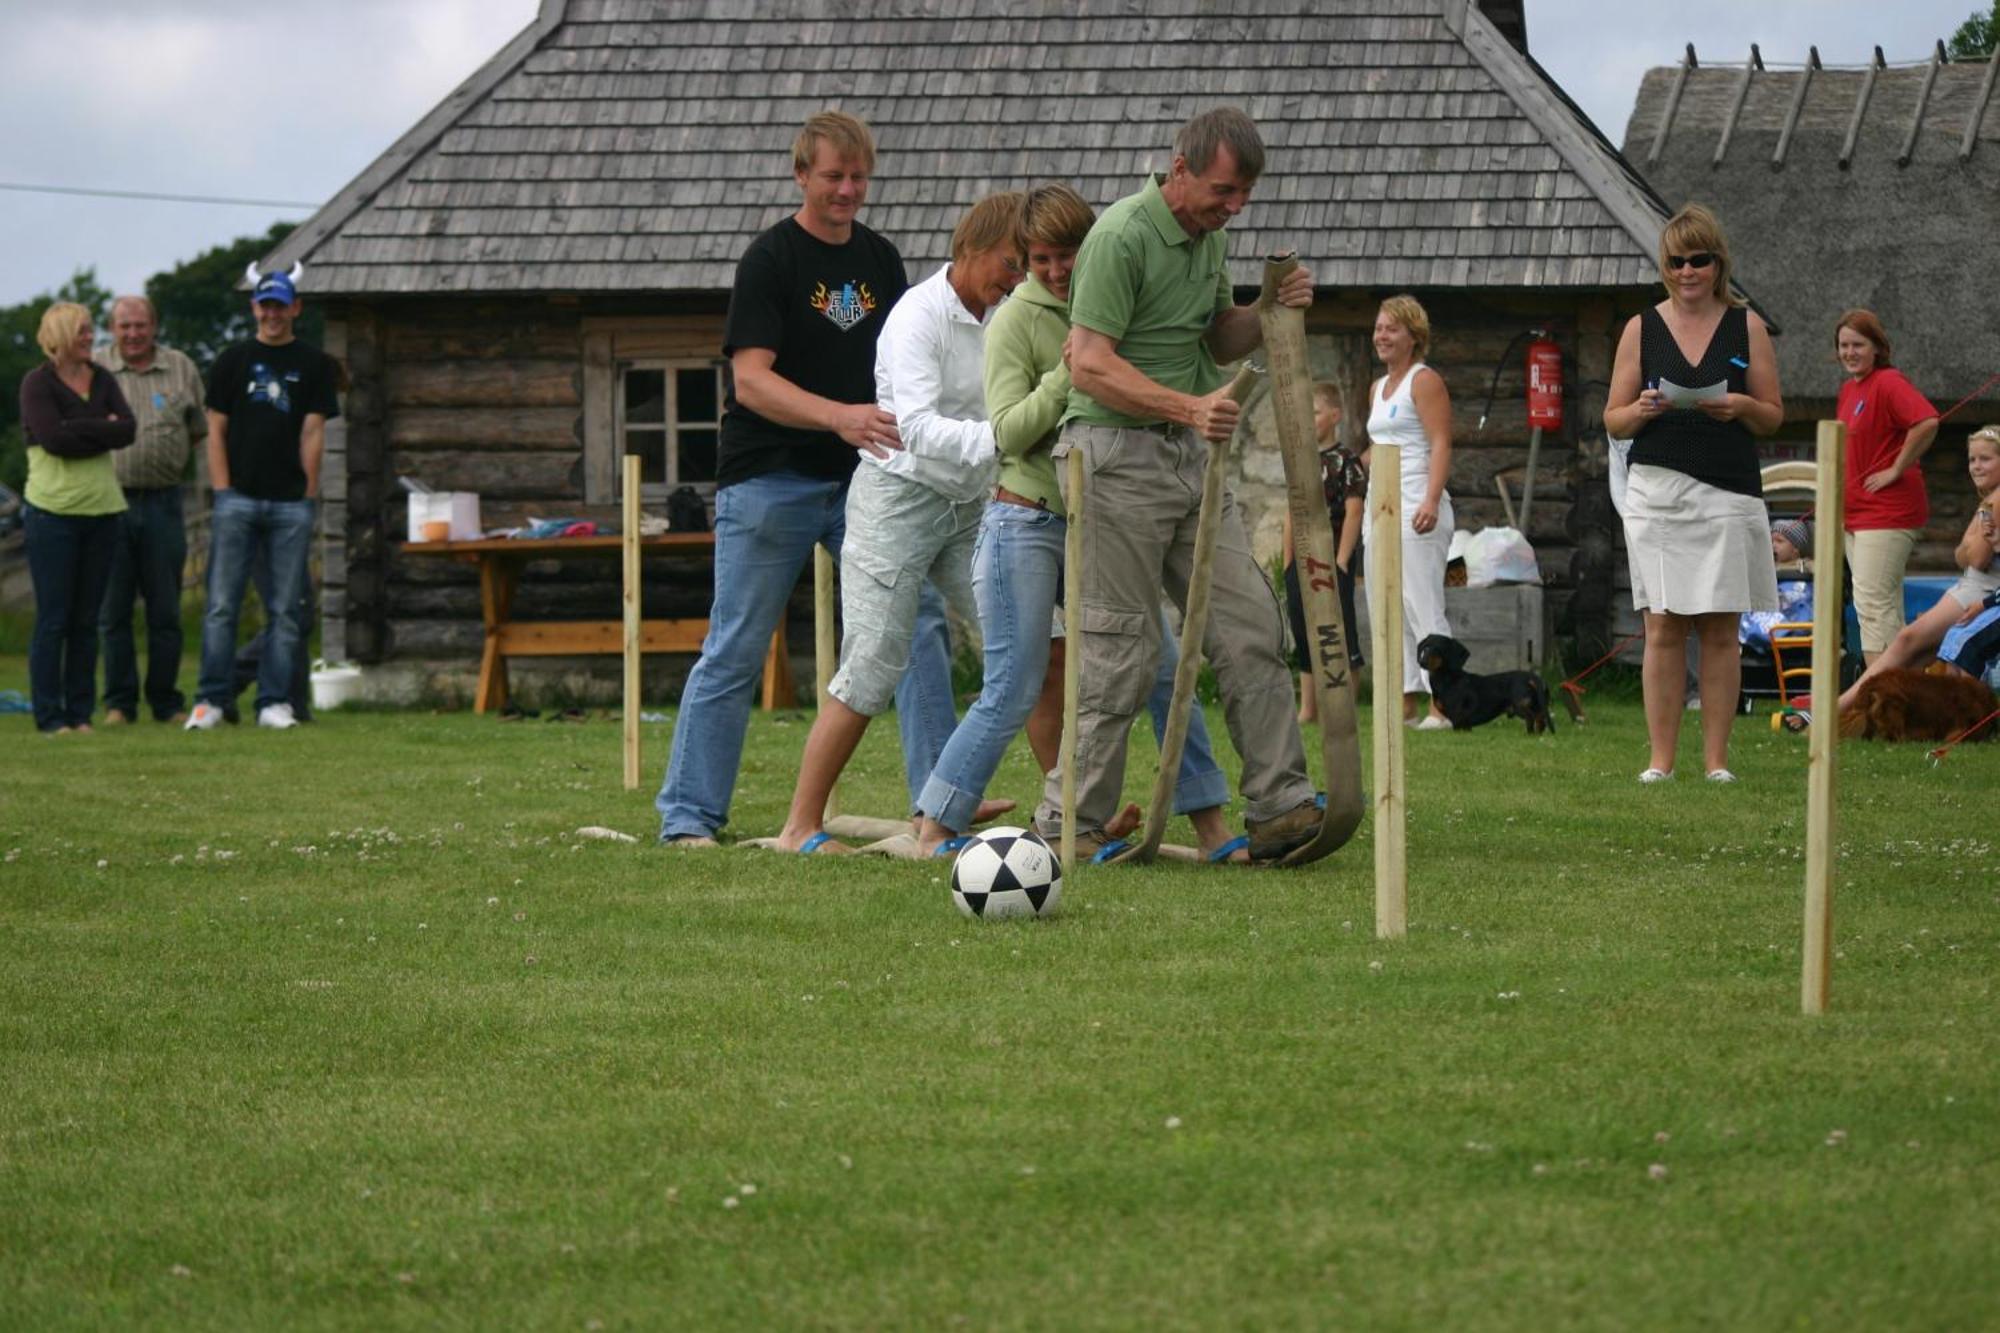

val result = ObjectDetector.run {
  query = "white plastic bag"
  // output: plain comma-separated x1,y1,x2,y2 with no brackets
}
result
1460,527,1541,587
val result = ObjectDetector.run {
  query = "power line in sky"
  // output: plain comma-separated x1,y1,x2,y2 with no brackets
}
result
0,181,319,210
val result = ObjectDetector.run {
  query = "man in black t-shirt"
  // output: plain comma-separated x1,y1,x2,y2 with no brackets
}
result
657,110,959,846
186,266,340,732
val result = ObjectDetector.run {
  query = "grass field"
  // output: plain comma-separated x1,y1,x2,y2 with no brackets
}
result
2,656,1995,1330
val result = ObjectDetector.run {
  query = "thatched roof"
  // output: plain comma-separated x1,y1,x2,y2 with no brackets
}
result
1624,47,2000,410
264,0,1673,298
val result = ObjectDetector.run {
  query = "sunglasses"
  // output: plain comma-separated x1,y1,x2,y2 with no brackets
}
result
1666,252,1716,271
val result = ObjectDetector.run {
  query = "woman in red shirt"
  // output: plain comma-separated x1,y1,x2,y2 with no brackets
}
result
1834,310,1939,661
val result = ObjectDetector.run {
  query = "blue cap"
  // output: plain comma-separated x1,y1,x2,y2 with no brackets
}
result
252,272,298,305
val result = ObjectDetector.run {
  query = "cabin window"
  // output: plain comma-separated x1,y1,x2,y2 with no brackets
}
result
617,361,724,500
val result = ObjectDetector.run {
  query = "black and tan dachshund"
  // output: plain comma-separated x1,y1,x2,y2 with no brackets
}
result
1417,634,1555,734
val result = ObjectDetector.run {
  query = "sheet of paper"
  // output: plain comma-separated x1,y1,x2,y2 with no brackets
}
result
1657,377,1728,408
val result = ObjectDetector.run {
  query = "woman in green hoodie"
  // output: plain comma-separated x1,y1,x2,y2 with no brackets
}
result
914,185,1243,861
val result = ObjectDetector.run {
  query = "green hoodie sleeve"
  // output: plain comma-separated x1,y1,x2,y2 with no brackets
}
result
984,300,1069,467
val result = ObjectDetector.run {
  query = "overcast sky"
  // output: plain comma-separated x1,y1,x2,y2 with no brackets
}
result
0,0,1983,308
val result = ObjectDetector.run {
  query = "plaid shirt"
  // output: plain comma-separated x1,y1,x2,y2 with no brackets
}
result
102,344,207,490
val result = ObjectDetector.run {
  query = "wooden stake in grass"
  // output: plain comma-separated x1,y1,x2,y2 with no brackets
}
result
1369,444,1407,939
815,542,841,822
1802,420,1845,1016
621,454,642,790
1060,448,1084,882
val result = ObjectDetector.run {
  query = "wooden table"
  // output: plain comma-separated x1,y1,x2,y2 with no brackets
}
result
401,534,791,714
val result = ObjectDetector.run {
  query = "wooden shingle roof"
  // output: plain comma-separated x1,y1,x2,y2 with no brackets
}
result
1625,46,2000,402
268,0,1671,296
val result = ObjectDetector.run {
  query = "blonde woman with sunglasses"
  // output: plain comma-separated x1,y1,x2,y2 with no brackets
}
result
1604,203,1784,784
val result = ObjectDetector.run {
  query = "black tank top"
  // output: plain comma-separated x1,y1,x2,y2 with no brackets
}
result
1630,304,1762,497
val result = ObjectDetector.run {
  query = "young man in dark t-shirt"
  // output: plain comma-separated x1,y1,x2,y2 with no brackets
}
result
656,111,959,846
186,266,340,732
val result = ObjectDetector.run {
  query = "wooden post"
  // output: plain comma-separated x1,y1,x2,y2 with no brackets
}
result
815,542,840,821
621,454,643,790
1370,445,1407,939
1518,425,1543,534
1802,421,1844,1015
1060,448,1084,882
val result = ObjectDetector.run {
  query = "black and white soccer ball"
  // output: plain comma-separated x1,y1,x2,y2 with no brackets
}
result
950,826,1062,920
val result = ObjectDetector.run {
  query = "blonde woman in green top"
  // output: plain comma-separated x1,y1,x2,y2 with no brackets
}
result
913,185,1243,861
17,302,134,733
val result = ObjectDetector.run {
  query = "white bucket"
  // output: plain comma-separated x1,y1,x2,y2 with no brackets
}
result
310,663,365,711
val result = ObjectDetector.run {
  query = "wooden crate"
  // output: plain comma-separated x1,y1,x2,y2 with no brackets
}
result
1351,581,1546,674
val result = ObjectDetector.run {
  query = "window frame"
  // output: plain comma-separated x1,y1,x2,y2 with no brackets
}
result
614,358,724,503
580,317,729,508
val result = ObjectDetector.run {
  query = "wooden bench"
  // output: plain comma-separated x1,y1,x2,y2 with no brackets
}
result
400,534,791,714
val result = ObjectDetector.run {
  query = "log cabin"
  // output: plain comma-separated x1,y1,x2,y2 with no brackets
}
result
261,0,1710,701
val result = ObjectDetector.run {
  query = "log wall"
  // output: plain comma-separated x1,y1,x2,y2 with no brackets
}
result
323,296,731,684
327,287,1982,695
1232,289,1639,660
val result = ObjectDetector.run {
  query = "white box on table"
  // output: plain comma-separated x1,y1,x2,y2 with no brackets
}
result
407,492,481,542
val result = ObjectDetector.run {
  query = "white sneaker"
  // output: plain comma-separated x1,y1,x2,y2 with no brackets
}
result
1414,715,1453,731
184,703,223,731
257,703,299,730
1637,767,1674,784
1705,768,1737,783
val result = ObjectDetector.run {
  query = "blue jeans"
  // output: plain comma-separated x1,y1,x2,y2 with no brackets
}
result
656,470,953,841
23,502,119,732
99,485,189,720
917,500,1230,833
197,491,316,712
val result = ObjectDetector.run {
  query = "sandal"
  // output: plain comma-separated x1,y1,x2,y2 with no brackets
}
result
1205,835,1251,864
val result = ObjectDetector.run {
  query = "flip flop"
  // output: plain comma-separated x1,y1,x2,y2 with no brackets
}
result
1090,837,1132,865
799,831,840,854
1206,835,1250,863
930,835,973,858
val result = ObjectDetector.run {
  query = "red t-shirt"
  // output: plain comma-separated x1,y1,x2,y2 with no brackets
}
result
1838,367,1935,530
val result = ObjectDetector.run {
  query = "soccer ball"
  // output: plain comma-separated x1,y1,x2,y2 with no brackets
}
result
950,826,1062,920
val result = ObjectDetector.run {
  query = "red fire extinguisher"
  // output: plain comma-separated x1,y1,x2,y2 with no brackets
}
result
1526,335,1563,431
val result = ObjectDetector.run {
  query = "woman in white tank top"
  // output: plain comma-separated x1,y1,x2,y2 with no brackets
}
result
1362,295,1455,727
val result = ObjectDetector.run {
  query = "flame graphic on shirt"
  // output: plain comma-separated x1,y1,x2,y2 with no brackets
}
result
810,280,875,332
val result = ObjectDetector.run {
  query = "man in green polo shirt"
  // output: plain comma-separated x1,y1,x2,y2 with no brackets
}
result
1041,106,1322,863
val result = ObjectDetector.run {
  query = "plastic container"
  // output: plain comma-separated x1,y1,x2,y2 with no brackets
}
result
421,519,451,542
310,663,364,711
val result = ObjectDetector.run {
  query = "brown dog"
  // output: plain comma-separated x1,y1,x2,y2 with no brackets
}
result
1837,668,1998,742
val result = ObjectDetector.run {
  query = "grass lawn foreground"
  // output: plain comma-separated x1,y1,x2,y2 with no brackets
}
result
1,661,1995,1329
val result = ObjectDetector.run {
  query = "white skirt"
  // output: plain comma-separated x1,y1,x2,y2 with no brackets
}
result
1623,463,1778,615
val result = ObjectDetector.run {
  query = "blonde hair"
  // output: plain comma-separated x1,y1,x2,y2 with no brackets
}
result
1024,183,1094,250
1969,426,2000,454
951,191,1027,266
1312,381,1342,412
792,110,875,174
1658,203,1744,307
37,302,91,360
1378,294,1431,360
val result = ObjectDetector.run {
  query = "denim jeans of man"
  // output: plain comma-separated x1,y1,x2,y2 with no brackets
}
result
918,499,1229,834
230,552,316,718
196,491,315,712
23,502,118,732
656,470,953,841
1039,424,1314,838
99,484,189,720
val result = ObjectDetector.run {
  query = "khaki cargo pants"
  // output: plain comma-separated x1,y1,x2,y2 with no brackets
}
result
1038,421,1314,837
